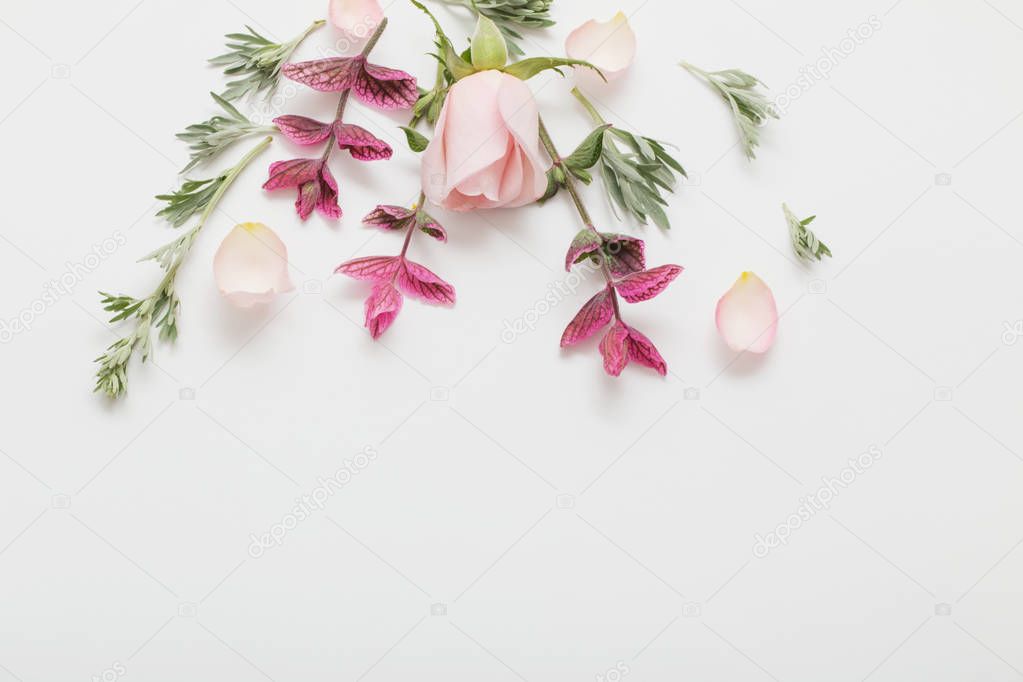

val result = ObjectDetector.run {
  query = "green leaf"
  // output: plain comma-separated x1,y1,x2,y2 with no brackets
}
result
400,126,431,153
502,57,606,82
563,125,611,172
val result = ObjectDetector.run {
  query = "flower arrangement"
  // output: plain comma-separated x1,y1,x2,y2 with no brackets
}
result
94,0,831,399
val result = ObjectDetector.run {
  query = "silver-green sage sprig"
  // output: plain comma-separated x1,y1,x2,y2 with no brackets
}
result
94,136,273,399
176,93,276,173
211,20,326,101
680,61,778,160
434,0,555,56
559,87,686,230
783,203,832,262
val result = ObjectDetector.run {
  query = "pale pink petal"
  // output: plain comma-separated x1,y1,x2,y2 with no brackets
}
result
565,12,637,81
328,0,384,40
421,95,451,207
715,272,778,353
441,71,510,192
214,223,294,308
496,73,549,205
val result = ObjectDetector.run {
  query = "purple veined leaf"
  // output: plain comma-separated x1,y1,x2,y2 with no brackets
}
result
565,229,603,272
274,115,334,145
601,234,646,277
417,213,447,243
396,259,456,305
335,255,402,281
282,57,362,92
356,61,418,110
599,321,630,377
335,123,393,161
614,264,683,303
263,158,322,190
363,205,416,231
297,181,319,221
560,289,614,348
364,283,404,339
626,326,667,376
316,164,342,220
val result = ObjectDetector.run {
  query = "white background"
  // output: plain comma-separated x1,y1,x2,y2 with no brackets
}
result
1,0,1022,680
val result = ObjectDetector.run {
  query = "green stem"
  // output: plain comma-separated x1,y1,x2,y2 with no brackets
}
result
537,116,622,320
571,87,606,127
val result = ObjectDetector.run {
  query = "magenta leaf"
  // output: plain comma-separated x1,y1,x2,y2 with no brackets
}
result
626,327,667,376
274,115,333,145
283,57,362,92
364,205,416,231
599,322,630,377
565,229,603,271
614,264,683,303
364,283,403,339
263,158,321,190
335,123,393,161
316,164,342,220
418,212,447,243
357,61,418,110
602,234,646,277
561,289,614,347
396,259,456,305
335,255,402,281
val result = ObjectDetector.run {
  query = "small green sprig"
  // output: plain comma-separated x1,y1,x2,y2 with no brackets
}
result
434,0,555,56
784,203,832,262
94,137,272,399
177,93,276,172
681,61,778,160
155,175,226,228
568,88,686,230
211,20,325,101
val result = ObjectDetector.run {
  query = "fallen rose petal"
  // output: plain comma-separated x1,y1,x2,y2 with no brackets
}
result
364,282,403,339
328,0,384,40
273,115,334,145
715,271,778,353
565,12,637,81
599,321,631,376
561,289,614,347
214,223,295,308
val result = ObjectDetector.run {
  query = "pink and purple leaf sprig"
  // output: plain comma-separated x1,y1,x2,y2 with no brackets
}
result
560,230,683,377
336,197,454,339
263,18,417,221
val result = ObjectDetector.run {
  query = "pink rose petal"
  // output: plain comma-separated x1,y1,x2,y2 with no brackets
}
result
396,259,456,305
561,289,614,347
364,282,403,339
274,115,334,145
328,0,384,40
565,12,637,81
715,272,778,353
213,223,294,308
615,264,683,303
335,255,401,281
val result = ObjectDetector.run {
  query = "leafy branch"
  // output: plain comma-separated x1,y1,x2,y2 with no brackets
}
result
176,93,276,172
783,203,831,262
94,136,273,398
434,0,555,56
681,61,778,160
211,20,325,101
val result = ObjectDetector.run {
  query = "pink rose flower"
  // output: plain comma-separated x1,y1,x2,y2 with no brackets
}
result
422,70,549,211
